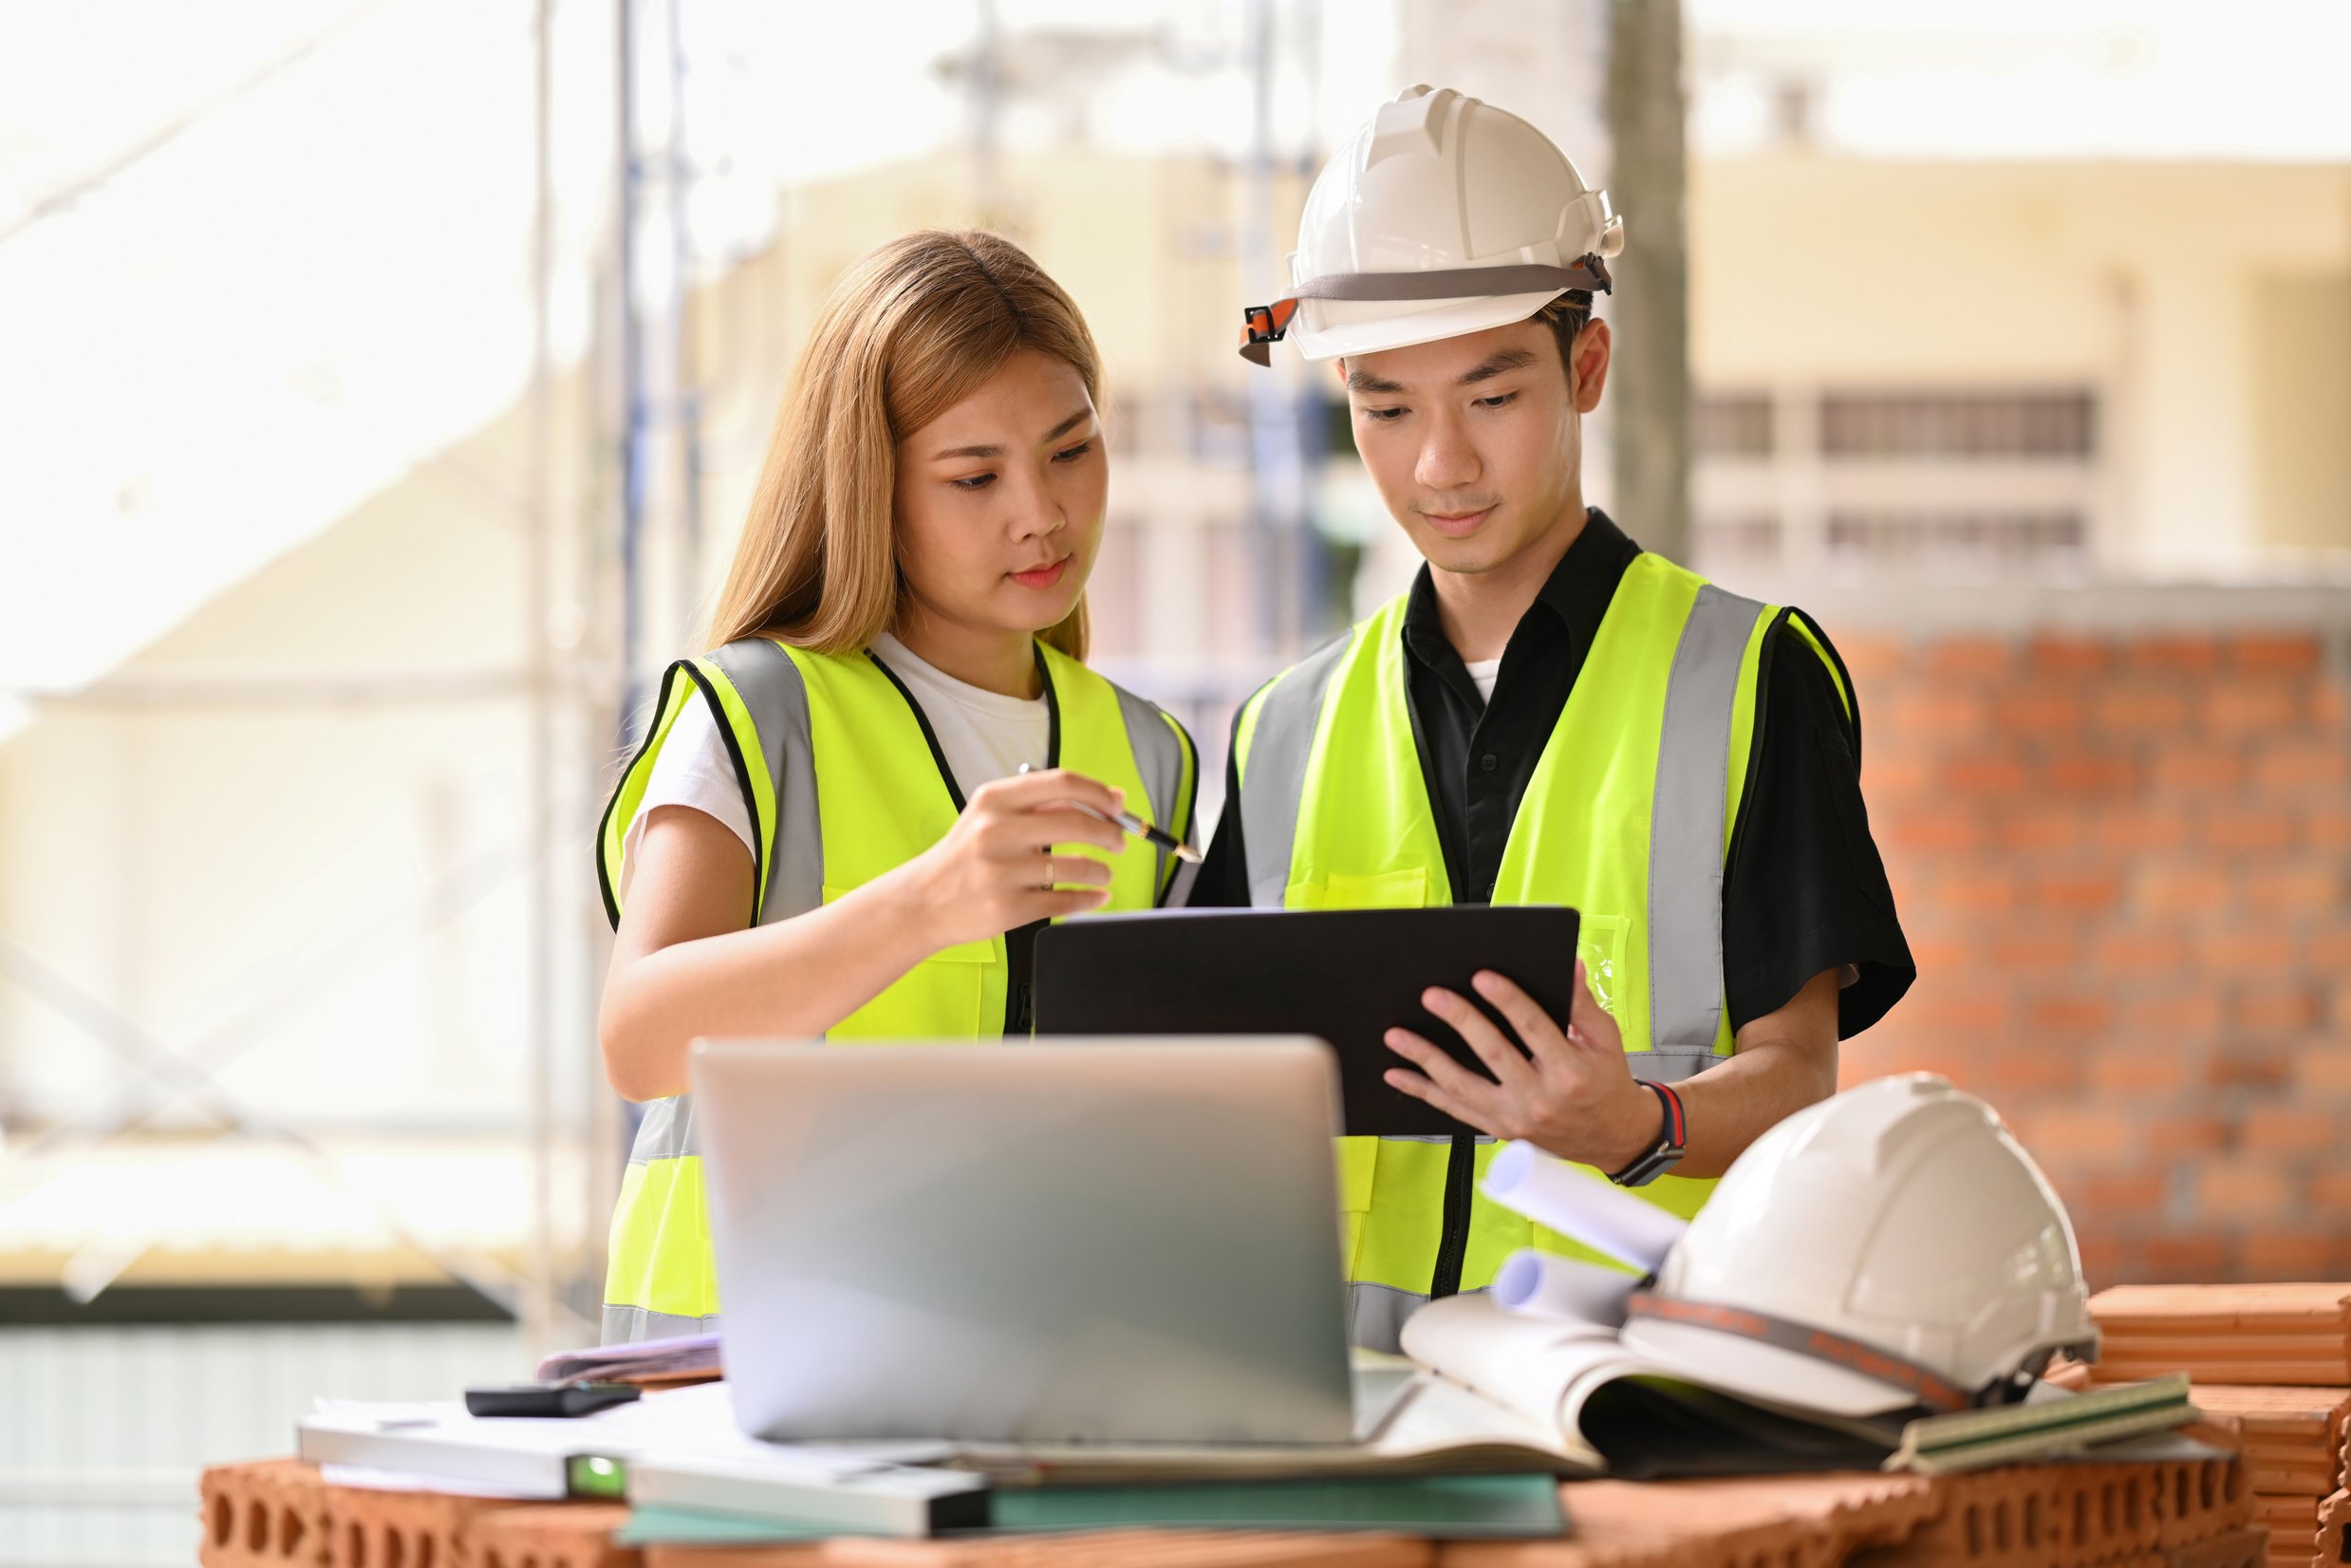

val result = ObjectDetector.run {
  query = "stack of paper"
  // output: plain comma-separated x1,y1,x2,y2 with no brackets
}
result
534,1333,720,1389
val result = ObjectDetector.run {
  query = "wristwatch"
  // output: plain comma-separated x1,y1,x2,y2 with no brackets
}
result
1606,1080,1688,1187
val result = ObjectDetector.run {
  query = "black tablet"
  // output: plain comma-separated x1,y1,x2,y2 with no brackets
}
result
1033,905,1583,1137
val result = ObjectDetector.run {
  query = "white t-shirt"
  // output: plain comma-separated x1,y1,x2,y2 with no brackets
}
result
1463,657,1502,705
619,633,1052,891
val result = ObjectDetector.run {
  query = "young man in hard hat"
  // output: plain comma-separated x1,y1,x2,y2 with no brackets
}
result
1192,85,1916,1352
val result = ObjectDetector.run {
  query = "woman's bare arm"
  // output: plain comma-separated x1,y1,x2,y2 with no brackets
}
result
596,770,1130,1101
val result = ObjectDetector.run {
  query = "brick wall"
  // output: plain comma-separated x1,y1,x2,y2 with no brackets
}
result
1835,625,2351,1287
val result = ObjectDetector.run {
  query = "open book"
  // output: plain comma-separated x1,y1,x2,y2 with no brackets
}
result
1392,1295,2209,1483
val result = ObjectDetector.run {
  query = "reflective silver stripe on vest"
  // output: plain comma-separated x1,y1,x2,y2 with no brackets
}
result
1646,583,1765,1069
626,1095,696,1165
705,641,826,927
603,1303,718,1343
1348,1281,1428,1354
1110,685,1192,890
1236,629,1357,908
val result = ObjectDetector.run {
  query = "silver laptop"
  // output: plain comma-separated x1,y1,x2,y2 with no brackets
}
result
693,1037,1362,1445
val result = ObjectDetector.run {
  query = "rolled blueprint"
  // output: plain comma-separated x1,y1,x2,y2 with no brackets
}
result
1482,1139,1688,1274
1491,1247,1636,1327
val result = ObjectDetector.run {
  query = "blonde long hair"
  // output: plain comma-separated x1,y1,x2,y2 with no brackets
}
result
706,230,1102,659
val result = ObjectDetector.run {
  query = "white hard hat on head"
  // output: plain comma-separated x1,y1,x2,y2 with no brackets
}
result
1240,84,1624,365
1617,1073,2100,1419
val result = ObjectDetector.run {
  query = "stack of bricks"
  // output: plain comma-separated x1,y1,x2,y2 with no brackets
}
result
1830,626,2351,1284
2088,1283,2351,1568
198,1453,2260,1568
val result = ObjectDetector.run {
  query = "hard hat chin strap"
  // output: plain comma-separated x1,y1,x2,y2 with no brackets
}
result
1240,255,1614,365
1627,1292,2011,1415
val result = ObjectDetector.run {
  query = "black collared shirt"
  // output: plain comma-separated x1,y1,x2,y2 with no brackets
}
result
1189,509,1914,1039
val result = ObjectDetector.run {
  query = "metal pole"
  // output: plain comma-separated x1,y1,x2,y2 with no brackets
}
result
525,0,561,1358
1605,0,1692,564
1241,0,1304,657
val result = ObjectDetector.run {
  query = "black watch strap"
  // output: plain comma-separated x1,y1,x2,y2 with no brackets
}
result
1607,1080,1688,1187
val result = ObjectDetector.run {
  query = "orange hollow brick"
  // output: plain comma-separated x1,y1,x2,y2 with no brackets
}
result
470,1504,640,1568
199,1461,332,1568
324,1483,533,1568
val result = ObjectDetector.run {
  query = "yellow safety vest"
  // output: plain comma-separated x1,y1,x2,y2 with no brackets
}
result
595,636,1197,1342
1232,551,1848,1351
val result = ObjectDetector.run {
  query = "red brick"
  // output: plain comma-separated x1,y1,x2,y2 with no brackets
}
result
1991,929,2084,974
2092,930,2193,974
2028,996,2114,1036
1886,807,1987,852
2230,633,2323,674
2307,1169,2351,1211
1928,636,2014,678
2146,1232,2233,1277
1835,633,1908,680
1894,687,1992,739
2251,742,2351,794
2029,1107,2136,1161
2203,928,2298,970
1942,755,2032,795
2095,685,2193,733
2153,748,2247,793
1989,1050,2084,1094
2296,1050,2351,1094
2030,634,2113,677
2203,681,2303,735
2242,1107,2339,1152
1993,688,2087,734
2078,1171,2167,1216
1937,870,2020,915
1996,805,2081,852
2131,863,2232,917
2196,1163,2295,1219
2148,1115,2233,1157
2119,988,2224,1038
2206,1045,2291,1091
2202,812,2295,852
2244,866,2346,914
2315,681,2350,726
2036,873,2122,914
2133,636,2223,674
2098,812,2196,855
2088,1041,2191,1096
2233,984,2321,1036
2045,752,2141,796
2239,1231,2337,1278
2306,805,2351,850
1860,754,1933,799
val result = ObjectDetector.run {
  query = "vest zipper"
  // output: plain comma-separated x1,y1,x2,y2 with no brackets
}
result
1429,1135,1476,1298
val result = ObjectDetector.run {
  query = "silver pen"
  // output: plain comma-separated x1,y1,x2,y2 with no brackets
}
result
1017,762,1203,863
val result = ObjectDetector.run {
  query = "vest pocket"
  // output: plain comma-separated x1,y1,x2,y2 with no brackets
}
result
824,886,996,1038
1576,912,1629,1024
1285,867,1430,910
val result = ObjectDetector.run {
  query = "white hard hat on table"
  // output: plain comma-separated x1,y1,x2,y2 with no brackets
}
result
1618,1073,2101,1418
1241,84,1625,365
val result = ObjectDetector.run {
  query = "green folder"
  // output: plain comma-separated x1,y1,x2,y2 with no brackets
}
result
619,1473,1567,1545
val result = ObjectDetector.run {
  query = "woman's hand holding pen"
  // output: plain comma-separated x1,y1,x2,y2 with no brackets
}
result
897,768,1128,948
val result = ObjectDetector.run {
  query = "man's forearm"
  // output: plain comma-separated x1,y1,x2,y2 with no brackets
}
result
1613,967,1842,1179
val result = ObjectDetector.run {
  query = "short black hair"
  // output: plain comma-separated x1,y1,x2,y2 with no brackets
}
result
1533,291,1595,382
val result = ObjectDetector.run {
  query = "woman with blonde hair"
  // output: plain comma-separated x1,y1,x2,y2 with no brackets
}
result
593,231,1197,1343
